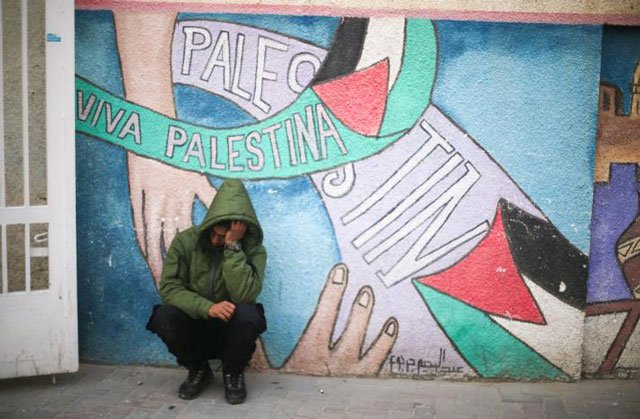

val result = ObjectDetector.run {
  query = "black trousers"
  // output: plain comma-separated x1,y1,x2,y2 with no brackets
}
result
146,303,267,372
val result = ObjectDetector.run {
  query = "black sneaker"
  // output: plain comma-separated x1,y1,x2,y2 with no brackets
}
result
223,368,247,405
178,363,212,400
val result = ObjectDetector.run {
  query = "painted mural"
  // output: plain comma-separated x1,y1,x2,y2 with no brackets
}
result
584,25,640,377
75,7,600,380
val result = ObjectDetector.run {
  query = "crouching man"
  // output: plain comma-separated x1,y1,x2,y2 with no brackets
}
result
147,179,267,404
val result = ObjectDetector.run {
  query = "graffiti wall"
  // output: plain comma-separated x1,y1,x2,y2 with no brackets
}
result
584,25,640,377
75,5,603,380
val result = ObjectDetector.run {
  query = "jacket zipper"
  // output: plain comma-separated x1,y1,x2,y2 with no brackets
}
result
207,254,222,301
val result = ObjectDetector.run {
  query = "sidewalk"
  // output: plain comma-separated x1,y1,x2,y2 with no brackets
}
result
0,364,639,418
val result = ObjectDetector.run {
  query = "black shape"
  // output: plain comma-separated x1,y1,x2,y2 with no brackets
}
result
500,200,587,309
312,18,369,84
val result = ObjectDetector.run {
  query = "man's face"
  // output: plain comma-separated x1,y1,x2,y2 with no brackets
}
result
210,224,228,247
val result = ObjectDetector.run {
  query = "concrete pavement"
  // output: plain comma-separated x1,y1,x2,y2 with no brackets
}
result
1,364,639,418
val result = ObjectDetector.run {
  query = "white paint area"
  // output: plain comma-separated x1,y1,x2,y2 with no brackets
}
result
582,312,626,373
355,17,404,91
617,318,640,369
490,277,584,379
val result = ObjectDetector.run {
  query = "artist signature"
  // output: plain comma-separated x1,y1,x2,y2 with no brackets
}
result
389,348,464,376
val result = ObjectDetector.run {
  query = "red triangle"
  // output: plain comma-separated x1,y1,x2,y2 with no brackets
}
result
312,59,389,136
417,206,545,324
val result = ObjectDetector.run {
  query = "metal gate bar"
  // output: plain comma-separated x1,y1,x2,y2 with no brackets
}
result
21,0,31,292
0,0,6,294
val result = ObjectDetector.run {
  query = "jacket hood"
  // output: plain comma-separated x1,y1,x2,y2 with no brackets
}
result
198,179,263,245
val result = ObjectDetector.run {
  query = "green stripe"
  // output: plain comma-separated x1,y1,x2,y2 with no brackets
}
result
414,281,568,380
380,19,437,136
75,76,404,179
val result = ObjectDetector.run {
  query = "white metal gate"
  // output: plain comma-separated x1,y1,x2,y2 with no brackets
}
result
0,0,76,379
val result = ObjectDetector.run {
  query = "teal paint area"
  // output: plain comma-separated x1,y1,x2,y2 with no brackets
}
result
433,21,600,253
380,19,436,135
414,282,567,380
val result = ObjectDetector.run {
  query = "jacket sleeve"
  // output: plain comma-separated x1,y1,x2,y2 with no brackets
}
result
221,244,267,304
159,234,213,320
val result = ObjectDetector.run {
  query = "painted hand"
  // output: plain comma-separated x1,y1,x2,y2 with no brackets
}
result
250,263,399,376
114,11,217,285
128,154,216,285
225,220,247,243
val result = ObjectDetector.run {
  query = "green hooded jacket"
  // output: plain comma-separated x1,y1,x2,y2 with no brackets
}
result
159,179,267,319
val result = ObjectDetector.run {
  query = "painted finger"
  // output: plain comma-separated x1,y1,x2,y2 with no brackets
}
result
302,263,349,345
196,178,217,208
161,210,176,258
145,203,164,286
147,245,163,286
127,160,147,258
173,198,194,241
335,286,375,358
357,317,399,376
162,195,188,254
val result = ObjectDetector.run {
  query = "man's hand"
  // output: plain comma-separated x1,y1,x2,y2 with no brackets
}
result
225,221,247,243
208,301,236,322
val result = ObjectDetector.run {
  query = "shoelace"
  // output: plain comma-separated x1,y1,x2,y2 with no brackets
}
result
225,372,244,388
186,368,207,384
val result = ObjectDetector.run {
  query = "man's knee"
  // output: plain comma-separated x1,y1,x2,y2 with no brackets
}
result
231,304,266,334
147,304,194,338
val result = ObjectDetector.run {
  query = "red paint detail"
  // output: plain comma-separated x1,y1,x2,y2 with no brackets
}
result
312,60,389,136
74,2,640,26
417,206,545,325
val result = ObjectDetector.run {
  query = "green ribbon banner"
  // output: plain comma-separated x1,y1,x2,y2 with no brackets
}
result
75,19,436,180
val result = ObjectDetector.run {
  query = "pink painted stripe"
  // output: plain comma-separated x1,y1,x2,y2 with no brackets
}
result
75,1,640,25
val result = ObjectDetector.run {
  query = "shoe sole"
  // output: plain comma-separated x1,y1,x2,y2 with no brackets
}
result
178,375,212,400
225,395,246,405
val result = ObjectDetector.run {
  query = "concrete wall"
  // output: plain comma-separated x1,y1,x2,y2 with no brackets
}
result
74,3,639,380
